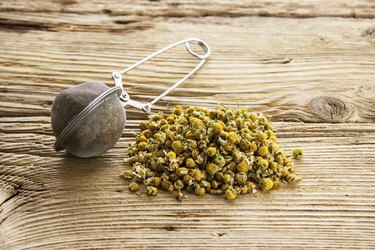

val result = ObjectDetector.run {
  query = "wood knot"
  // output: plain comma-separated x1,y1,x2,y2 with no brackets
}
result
309,96,355,122
362,26,375,36
164,226,176,231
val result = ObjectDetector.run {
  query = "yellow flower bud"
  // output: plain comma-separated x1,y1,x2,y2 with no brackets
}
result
257,145,270,157
293,147,304,160
213,122,224,134
260,178,274,191
138,142,147,151
206,147,217,157
227,132,238,144
225,189,237,200
237,160,250,172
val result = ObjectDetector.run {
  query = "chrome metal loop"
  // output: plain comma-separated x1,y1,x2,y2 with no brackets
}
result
112,38,211,113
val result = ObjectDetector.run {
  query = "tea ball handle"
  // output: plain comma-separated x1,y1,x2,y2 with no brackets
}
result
112,38,211,113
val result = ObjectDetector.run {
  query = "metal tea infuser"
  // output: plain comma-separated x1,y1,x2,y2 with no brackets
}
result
51,38,211,158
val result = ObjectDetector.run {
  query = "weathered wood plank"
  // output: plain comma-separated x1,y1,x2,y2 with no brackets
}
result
1,1,375,249
0,12,151,32
1,16,374,122
1,121,375,249
1,0,375,18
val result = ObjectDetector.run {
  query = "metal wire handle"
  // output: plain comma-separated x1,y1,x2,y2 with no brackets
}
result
112,38,211,113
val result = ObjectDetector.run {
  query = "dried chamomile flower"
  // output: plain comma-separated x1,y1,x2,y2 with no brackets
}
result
136,135,147,143
206,163,219,176
292,147,304,160
257,146,270,158
260,178,273,191
154,176,162,187
186,158,196,168
122,105,302,201
176,167,188,176
206,147,216,157
146,186,158,196
227,132,238,144
121,169,133,180
257,133,267,143
285,173,302,183
237,160,250,173
225,188,237,200
129,182,139,192
191,169,202,181
173,105,183,116
138,142,147,151
195,187,206,196
213,122,224,134
166,151,176,160
172,141,183,153
161,180,174,192
223,174,232,184
175,191,186,201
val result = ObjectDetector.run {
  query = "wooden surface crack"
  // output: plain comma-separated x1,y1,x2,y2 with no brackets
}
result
0,190,19,210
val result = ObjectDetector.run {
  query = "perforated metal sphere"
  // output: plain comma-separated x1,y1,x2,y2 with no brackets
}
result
51,81,126,158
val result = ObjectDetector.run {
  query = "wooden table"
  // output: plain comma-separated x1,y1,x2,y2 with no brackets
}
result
1,1,375,249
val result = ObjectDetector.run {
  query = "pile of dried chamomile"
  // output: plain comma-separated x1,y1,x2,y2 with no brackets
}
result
121,106,303,200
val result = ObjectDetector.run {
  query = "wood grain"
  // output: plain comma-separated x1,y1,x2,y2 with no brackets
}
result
1,0,375,18
0,16,374,122
1,1,375,249
1,118,375,249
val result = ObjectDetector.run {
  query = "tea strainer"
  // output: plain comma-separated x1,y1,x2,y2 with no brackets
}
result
51,38,211,158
